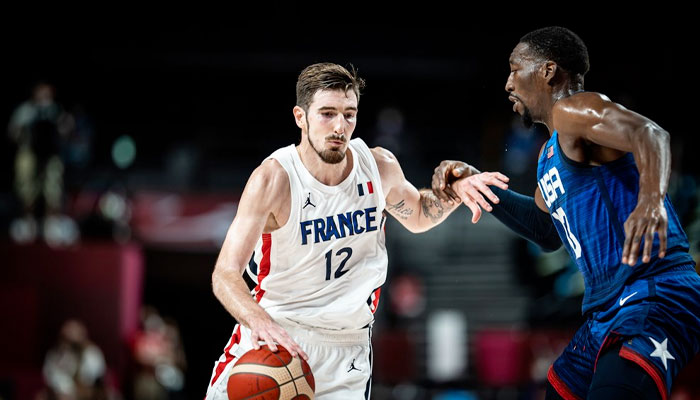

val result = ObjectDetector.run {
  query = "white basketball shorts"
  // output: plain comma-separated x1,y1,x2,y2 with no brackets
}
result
206,319,373,399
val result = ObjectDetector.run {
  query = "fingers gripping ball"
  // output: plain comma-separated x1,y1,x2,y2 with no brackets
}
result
227,345,315,400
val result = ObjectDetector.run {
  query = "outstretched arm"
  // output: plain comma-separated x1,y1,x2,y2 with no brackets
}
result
554,92,670,265
485,186,561,251
431,160,511,223
375,148,508,232
432,160,560,251
212,159,308,360
373,147,456,232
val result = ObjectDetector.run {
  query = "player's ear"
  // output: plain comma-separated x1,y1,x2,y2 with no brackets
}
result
293,106,306,130
542,61,558,84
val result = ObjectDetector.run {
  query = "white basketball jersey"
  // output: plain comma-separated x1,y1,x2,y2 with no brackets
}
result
246,138,387,330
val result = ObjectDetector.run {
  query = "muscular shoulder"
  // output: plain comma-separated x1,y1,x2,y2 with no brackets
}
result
250,158,288,189
245,158,290,209
370,146,405,195
370,146,402,178
553,92,615,136
371,146,398,166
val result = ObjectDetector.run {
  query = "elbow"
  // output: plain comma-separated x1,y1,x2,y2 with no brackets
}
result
533,230,562,253
657,129,670,147
640,123,670,146
540,242,562,253
648,124,670,144
408,226,424,234
408,223,431,234
212,263,246,300
212,267,224,298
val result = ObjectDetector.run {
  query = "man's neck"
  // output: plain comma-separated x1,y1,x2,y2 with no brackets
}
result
296,143,353,186
544,83,585,133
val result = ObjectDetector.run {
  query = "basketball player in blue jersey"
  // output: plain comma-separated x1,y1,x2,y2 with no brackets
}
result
205,63,508,399
433,27,699,399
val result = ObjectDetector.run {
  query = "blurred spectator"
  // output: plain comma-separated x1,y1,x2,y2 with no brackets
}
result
61,104,95,186
7,82,79,246
131,306,186,400
78,185,132,243
40,319,115,400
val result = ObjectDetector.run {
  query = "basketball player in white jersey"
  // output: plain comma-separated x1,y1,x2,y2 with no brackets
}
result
205,63,508,399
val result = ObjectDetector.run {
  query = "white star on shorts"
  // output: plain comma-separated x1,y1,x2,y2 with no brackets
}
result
649,337,675,370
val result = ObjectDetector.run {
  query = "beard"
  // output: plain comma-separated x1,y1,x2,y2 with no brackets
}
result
308,131,346,164
521,104,534,129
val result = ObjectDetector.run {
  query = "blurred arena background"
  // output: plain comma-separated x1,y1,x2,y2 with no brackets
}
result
1,15,698,400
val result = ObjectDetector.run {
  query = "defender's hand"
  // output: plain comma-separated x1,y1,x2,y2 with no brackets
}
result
452,172,510,223
621,196,668,266
248,316,309,360
431,160,475,204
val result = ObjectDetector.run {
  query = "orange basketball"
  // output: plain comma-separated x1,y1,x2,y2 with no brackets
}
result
227,345,315,400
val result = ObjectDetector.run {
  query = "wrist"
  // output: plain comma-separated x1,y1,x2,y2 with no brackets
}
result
457,164,480,178
421,189,455,211
467,165,481,176
637,191,664,204
239,305,271,327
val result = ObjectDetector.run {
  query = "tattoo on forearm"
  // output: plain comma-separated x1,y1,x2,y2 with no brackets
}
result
387,199,414,220
421,192,445,223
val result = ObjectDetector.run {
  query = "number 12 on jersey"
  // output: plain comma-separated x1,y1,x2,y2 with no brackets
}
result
325,247,353,280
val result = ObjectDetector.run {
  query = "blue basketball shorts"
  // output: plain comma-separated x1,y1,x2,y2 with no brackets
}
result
547,265,700,400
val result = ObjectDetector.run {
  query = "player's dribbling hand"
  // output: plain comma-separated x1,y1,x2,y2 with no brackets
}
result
621,196,668,266
248,316,309,361
431,160,509,223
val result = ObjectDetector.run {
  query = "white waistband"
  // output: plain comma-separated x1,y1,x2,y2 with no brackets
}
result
277,318,371,345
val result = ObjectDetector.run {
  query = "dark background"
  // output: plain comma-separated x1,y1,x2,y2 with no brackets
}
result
3,17,696,189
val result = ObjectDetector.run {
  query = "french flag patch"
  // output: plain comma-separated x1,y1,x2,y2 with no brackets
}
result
358,181,374,196
547,146,554,159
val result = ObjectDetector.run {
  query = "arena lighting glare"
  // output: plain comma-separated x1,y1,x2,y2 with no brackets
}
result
112,135,136,169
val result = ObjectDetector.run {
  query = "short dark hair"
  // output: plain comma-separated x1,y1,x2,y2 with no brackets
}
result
296,63,365,111
520,27,590,77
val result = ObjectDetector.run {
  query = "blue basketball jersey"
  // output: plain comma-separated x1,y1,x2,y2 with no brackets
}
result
536,131,694,313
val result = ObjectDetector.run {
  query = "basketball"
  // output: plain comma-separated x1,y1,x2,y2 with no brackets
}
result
227,345,315,400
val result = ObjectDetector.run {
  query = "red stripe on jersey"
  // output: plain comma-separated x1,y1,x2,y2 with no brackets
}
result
371,287,382,313
619,346,668,400
367,181,374,194
547,365,583,400
210,324,241,386
255,233,272,302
